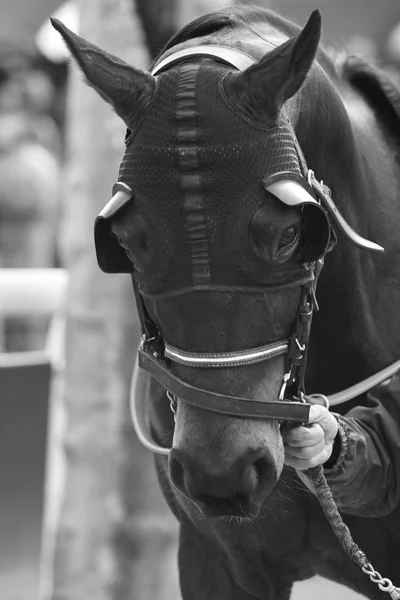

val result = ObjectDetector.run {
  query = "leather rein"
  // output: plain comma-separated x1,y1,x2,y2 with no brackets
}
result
130,45,400,447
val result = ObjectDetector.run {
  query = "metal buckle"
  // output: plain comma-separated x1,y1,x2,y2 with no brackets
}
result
141,334,161,358
307,169,332,199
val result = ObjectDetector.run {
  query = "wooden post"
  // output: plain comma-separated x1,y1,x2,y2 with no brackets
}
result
40,1,179,599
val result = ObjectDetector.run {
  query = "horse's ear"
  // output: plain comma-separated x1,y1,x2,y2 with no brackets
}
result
224,10,322,122
51,18,155,124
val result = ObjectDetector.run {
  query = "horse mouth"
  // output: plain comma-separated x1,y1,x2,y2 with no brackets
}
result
196,497,262,520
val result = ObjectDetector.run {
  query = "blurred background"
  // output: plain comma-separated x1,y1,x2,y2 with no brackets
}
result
0,1,399,599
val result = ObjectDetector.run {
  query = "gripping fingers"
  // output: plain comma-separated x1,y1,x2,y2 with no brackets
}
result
284,423,324,446
285,436,326,459
282,405,338,470
285,445,334,470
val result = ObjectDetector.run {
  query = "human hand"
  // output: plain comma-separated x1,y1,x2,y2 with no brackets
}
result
282,404,338,470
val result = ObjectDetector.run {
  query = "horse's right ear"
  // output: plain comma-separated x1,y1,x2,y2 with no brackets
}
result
224,10,322,123
51,18,155,124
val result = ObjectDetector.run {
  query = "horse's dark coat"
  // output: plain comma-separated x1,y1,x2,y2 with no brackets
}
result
341,56,400,129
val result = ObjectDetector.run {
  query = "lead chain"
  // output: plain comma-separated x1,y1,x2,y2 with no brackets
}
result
166,390,177,422
308,466,400,600
361,563,400,598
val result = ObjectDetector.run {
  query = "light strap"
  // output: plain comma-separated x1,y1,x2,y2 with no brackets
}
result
151,45,256,76
164,340,288,368
321,357,400,408
130,355,170,456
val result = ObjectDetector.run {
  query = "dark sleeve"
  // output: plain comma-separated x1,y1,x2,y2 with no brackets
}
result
323,375,400,517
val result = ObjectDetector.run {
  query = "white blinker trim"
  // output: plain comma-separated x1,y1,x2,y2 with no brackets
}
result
98,182,133,220
267,180,318,207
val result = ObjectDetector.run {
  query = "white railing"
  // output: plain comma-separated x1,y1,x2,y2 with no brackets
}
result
0,268,69,600
0,268,68,366
0,268,68,316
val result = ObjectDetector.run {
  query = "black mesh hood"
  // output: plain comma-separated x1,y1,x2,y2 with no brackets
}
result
97,61,329,295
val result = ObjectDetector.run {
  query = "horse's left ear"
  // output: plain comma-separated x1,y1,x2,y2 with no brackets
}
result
224,10,321,122
50,18,155,125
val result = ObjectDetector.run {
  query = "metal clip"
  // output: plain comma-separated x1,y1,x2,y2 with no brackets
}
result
278,370,292,400
142,333,155,346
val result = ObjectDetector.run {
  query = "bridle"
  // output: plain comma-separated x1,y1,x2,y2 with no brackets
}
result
124,45,400,598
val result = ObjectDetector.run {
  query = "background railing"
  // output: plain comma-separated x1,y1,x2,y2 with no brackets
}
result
0,268,68,600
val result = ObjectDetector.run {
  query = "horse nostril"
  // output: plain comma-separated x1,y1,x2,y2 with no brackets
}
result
253,457,268,483
251,452,276,497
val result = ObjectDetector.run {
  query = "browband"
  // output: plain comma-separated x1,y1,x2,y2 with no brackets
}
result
164,340,288,368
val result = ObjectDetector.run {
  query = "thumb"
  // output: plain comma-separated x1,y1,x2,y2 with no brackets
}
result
308,404,338,445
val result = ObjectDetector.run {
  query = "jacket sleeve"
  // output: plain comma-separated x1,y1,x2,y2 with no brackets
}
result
323,374,400,517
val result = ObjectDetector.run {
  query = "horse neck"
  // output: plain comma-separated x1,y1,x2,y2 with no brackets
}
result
296,69,400,392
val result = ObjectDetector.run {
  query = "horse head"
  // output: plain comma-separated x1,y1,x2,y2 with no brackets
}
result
52,10,383,520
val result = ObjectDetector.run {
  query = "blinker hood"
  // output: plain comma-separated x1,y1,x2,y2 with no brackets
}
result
94,45,383,281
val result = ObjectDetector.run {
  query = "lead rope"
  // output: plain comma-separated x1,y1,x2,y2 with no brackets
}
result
307,465,400,598
300,273,400,599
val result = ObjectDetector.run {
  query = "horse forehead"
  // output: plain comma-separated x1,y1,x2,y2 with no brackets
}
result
120,62,301,187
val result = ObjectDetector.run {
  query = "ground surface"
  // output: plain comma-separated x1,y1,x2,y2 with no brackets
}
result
0,570,368,600
293,577,366,599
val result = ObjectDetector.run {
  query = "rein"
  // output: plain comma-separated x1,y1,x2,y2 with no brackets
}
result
127,45,400,598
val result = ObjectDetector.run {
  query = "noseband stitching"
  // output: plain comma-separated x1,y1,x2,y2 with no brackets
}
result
164,339,288,368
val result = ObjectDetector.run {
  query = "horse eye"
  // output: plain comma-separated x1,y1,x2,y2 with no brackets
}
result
277,226,299,252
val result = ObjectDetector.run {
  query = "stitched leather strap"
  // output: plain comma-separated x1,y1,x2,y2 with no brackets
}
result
164,340,288,368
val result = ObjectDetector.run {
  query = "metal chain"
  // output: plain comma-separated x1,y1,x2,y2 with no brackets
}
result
361,563,400,598
308,466,400,599
166,390,177,422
